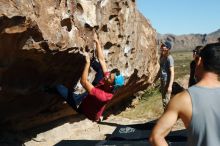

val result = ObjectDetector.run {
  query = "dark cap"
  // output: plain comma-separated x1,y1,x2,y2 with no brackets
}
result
161,41,172,50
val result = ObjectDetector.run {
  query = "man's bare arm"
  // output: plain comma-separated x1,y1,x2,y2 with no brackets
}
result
149,92,187,146
167,66,174,93
80,54,94,93
94,33,108,73
149,109,178,145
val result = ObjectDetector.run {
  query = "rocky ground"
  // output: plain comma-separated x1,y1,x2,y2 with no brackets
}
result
0,112,184,146
23,112,184,146
23,115,151,146
0,75,188,146
0,110,157,146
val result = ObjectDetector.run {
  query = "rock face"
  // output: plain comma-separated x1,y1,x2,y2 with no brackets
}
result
157,29,220,51
0,0,158,130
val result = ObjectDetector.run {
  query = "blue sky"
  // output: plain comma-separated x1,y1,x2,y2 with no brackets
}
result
136,0,220,35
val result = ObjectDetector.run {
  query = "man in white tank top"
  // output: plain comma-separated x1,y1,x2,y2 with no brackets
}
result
150,43,220,146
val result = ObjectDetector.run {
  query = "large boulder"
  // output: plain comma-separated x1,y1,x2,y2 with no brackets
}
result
0,0,159,130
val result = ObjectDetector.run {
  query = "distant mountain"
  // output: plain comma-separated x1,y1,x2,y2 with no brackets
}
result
157,29,220,51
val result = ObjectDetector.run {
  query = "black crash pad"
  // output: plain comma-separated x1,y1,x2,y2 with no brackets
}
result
108,121,187,143
108,122,155,141
55,120,187,146
55,140,186,146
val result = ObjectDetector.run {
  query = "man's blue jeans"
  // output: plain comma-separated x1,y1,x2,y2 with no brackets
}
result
56,59,103,111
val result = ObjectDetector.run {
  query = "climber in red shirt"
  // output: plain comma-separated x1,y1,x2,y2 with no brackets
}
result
56,33,124,121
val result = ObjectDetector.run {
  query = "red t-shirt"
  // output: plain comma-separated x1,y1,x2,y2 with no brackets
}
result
78,72,113,121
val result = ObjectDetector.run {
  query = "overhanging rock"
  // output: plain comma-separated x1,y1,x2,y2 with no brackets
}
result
0,0,159,130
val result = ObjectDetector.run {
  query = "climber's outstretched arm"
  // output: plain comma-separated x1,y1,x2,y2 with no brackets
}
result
94,33,108,73
80,54,94,93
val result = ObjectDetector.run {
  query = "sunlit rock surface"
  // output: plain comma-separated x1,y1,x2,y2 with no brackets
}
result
0,0,158,130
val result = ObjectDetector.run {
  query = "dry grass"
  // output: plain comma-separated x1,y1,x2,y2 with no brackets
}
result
119,87,163,120
119,51,192,121
172,51,192,80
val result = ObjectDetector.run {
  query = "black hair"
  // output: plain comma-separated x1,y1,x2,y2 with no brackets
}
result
200,43,220,75
193,45,203,55
110,68,120,76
